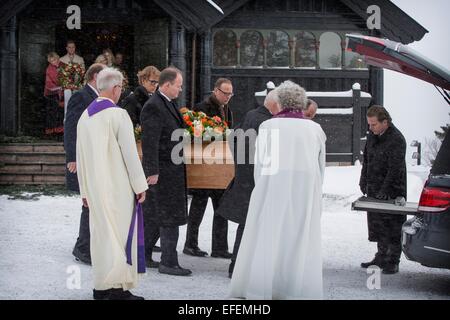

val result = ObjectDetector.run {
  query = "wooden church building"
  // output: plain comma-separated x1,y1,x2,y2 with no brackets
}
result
0,0,427,164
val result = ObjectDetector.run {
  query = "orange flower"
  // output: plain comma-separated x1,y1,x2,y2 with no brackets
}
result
213,116,222,123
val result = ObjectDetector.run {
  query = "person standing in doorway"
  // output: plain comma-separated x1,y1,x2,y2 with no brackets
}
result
60,40,85,70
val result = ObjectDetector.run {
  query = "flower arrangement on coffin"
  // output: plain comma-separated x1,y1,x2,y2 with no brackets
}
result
58,62,85,91
179,107,230,142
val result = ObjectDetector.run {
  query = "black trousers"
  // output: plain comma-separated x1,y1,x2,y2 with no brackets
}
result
185,189,228,252
146,223,179,267
368,212,404,265
73,205,90,258
143,217,160,259
229,223,245,275
375,240,402,265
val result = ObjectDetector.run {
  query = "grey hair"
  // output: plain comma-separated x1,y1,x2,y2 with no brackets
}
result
96,67,123,92
264,89,280,106
276,80,307,111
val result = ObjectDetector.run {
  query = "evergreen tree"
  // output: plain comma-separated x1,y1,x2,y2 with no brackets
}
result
434,113,449,141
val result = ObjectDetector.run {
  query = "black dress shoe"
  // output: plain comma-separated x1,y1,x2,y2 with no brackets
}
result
153,245,161,253
146,259,160,268
107,288,145,300
73,248,92,265
158,264,192,276
211,251,233,259
382,263,399,274
93,289,110,300
360,256,385,269
183,246,208,257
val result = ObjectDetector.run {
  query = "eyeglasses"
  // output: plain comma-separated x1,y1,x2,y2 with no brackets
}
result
217,87,234,97
148,80,159,85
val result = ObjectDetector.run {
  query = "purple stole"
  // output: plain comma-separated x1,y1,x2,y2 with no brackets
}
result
274,108,305,119
126,201,146,274
87,98,146,273
87,98,117,116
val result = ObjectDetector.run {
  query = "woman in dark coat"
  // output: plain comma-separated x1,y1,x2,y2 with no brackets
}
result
119,65,160,127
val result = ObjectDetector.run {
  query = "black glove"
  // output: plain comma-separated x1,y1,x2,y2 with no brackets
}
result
375,193,388,200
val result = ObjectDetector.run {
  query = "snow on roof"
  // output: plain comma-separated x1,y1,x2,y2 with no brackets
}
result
255,89,372,98
317,108,353,115
255,81,372,99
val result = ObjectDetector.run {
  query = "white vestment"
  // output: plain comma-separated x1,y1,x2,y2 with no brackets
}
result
76,100,148,290
229,117,326,299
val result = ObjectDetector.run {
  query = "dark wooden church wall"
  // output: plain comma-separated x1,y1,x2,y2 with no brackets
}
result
209,0,374,162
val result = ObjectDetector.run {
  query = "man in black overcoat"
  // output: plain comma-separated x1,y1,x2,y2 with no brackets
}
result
140,67,191,276
64,63,105,264
216,89,281,278
182,78,234,259
359,105,407,274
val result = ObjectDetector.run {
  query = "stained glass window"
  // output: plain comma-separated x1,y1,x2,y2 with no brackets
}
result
319,32,342,69
240,30,264,67
294,31,316,68
213,30,237,67
267,30,289,67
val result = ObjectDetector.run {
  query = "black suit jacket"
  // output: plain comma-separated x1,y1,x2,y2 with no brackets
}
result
193,94,234,128
140,91,188,227
64,85,97,192
119,85,150,127
216,106,272,224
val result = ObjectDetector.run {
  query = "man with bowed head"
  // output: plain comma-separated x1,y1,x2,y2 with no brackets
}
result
140,67,192,276
65,63,105,265
76,67,148,300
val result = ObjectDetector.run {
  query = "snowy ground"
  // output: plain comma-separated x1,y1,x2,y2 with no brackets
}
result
0,164,449,300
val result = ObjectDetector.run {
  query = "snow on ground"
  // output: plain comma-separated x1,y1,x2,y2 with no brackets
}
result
0,164,449,300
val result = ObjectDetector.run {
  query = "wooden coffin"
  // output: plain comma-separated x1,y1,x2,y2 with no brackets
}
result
136,140,235,189
184,141,235,189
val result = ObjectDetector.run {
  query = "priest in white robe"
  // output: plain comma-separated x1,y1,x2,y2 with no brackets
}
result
76,67,148,300
229,80,326,300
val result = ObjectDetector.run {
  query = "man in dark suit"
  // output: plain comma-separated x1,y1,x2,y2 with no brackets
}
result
183,78,234,259
140,67,191,276
64,63,105,264
216,89,281,278
359,105,407,274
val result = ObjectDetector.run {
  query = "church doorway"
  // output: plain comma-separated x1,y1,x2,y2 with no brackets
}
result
18,17,168,137
55,23,135,86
